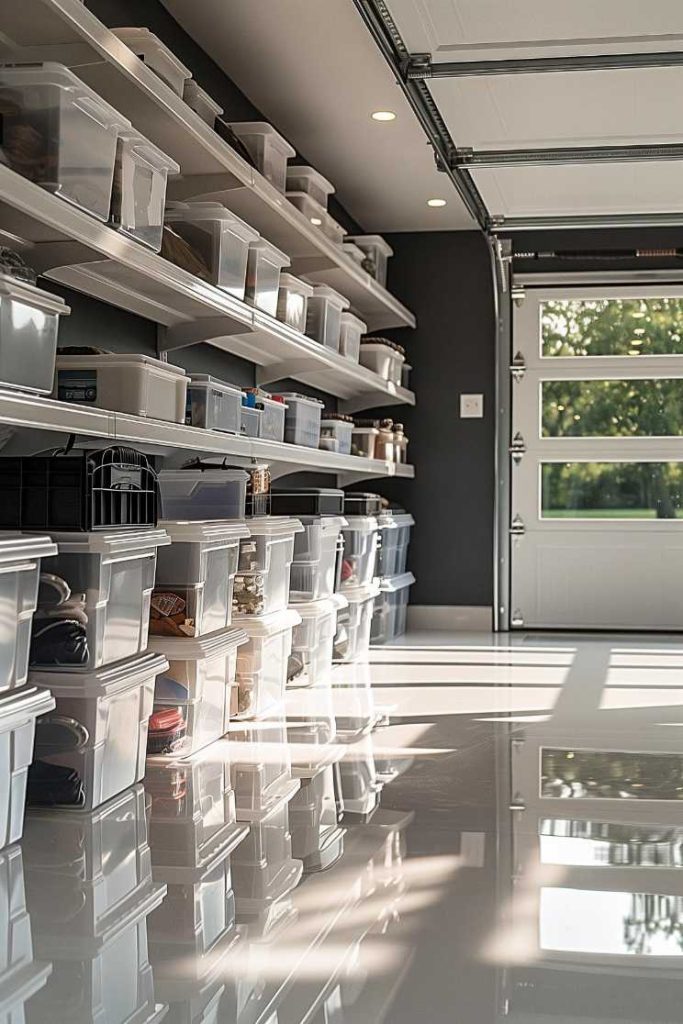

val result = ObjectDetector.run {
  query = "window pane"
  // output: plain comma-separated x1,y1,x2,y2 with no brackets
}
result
541,462,683,520
541,749,683,801
542,379,683,438
541,297,683,357
538,819,683,867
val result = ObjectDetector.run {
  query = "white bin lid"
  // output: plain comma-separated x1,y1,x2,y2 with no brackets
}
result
0,273,70,317
226,121,296,158
0,62,131,131
286,166,335,196
307,284,349,310
234,607,301,638
340,311,367,332
165,201,260,241
148,625,248,661
340,582,381,604
278,273,314,297
271,393,324,409
187,374,243,397
346,234,394,257
159,519,250,546
47,528,171,555
378,572,415,593
183,79,223,117
248,238,290,269
31,651,169,698
117,128,179,175
56,353,187,379
113,27,192,79
0,685,55,729
240,516,304,538
0,533,58,564
291,596,346,620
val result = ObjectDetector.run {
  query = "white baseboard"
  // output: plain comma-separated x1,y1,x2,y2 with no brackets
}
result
406,605,493,632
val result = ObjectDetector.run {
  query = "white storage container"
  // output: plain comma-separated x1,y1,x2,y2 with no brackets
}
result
153,519,250,638
55,352,188,422
31,528,169,672
159,467,249,521
240,404,261,438
377,511,414,577
0,63,130,220
233,608,301,719
30,651,167,811
110,130,179,251
338,312,366,363
0,845,51,1019
232,799,302,911
227,717,300,822
0,275,69,394
371,572,415,644
333,584,380,663
288,597,340,689
346,234,393,288
272,392,323,448
289,515,346,602
351,425,379,459
341,516,379,590
113,27,191,95
0,535,56,691
164,201,259,297
148,626,247,756
256,393,286,443
359,340,405,384
275,273,314,334
233,517,303,618
339,733,381,819
186,374,243,433
320,417,353,457
289,768,344,873
183,80,223,125
322,212,346,246
286,190,326,229
226,122,295,193
245,239,290,316
304,285,349,352
285,167,334,208
0,686,54,848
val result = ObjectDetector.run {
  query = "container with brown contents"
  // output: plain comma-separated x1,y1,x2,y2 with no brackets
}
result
375,419,396,462
149,589,197,638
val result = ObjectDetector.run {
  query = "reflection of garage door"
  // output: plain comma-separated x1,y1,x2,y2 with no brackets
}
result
510,285,683,630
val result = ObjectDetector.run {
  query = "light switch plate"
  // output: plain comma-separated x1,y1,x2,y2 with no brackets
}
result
460,393,484,418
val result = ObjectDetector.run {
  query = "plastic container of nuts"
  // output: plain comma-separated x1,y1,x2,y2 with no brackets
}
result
233,517,304,618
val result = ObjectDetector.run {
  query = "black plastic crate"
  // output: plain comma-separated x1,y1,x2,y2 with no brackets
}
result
271,487,344,517
343,491,383,516
0,447,160,531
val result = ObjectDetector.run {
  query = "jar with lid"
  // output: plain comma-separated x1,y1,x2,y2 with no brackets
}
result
376,418,395,462
393,423,408,464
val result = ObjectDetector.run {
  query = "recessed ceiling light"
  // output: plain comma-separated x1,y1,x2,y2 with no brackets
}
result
372,110,396,122
310,217,322,226
427,198,447,208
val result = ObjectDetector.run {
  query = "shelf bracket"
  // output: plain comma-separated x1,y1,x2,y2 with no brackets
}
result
255,358,338,388
28,241,97,275
158,317,253,353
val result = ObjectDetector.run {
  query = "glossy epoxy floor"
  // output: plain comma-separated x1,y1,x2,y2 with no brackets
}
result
15,632,683,1023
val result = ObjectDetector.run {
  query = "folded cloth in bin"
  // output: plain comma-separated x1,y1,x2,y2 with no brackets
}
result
27,761,86,808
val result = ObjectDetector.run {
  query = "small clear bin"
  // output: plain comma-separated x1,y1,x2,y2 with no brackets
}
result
371,572,415,644
225,122,295,193
186,374,243,433
0,535,56,691
377,511,414,577
0,686,55,848
304,285,349,352
110,130,179,251
227,717,299,822
359,339,405,383
30,651,167,811
113,28,191,96
233,517,303,618
322,212,346,246
159,467,249,521
0,62,130,221
55,352,188,422
286,191,327,230
0,274,69,394
273,392,323,448
241,403,262,438
288,515,346,603
285,167,334,208
275,274,314,333
245,238,290,316
320,417,353,456
164,201,259,297
342,242,365,267
338,312,366,362
233,608,301,719
148,626,247,756
30,528,169,672
288,597,341,688
333,584,380,662
340,516,379,590
346,234,393,288
182,80,223,125
232,799,301,909
351,426,379,459
243,389,286,443
153,519,250,637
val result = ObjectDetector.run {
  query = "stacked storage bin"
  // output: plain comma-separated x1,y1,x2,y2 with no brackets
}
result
372,508,416,645
335,493,382,663
0,845,51,1021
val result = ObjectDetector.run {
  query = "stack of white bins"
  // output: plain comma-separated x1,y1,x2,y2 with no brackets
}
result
372,508,416,645
335,493,382,663
0,844,51,1022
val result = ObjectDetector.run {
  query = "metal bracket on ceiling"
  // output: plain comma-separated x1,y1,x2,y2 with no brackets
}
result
491,211,683,232
401,52,433,80
452,142,683,169
413,50,683,78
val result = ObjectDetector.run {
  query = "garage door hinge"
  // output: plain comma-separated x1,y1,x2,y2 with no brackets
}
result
510,515,525,536
509,432,526,463
510,352,526,380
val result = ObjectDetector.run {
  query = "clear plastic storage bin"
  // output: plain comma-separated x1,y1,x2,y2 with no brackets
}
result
289,515,346,602
285,167,334,208
320,417,353,456
148,627,247,756
304,285,349,352
275,274,314,333
339,733,381,819
232,799,302,913
338,312,366,362
55,352,188,422
333,584,380,663
0,274,69,394
341,516,379,590
377,511,414,577
273,392,323,448
110,130,179,251
342,242,365,267
288,598,340,688
245,239,290,316
0,686,55,848
233,517,303,618
0,535,55,691
257,394,286,443
233,608,301,719
346,235,393,288
186,375,243,433
164,201,259,297
153,519,250,637
183,80,223,125
359,340,405,383
30,528,169,672
228,717,300,822
371,572,415,644
159,467,249,521
0,845,52,1019
351,425,379,459
240,404,261,438
289,768,344,873
113,28,191,95
286,190,327,230
0,63,129,220
30,651,167,811
322,211,346,246
226,122,295,192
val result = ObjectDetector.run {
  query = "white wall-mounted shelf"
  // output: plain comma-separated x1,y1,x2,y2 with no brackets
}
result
0,389,415,484
2,0,416,332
